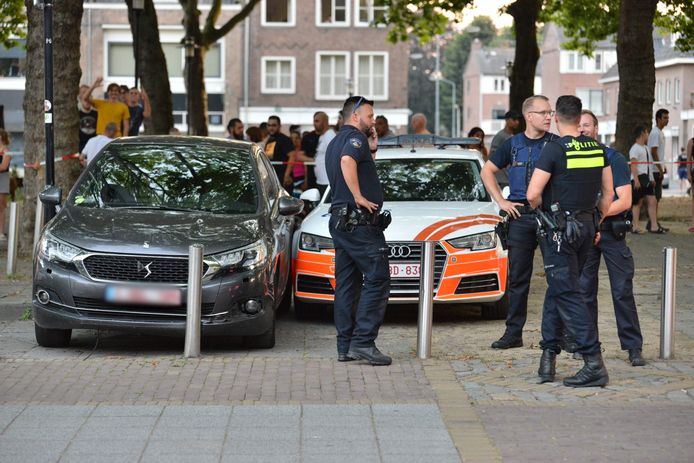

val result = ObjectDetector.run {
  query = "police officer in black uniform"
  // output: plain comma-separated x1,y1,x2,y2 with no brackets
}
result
326,96,392,366
578,110,645,367
527,95,614,388
481,95,556,349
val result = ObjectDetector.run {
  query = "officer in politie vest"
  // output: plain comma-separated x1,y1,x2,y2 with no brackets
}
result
480,95,557,350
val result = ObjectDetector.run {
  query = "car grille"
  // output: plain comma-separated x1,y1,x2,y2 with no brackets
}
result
388,242,447,297
296,275,334,294
454,274,499,294
82,255,209,284
73,297,215,317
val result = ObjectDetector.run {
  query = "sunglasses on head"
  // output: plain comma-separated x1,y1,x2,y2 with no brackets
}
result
352,97,365,112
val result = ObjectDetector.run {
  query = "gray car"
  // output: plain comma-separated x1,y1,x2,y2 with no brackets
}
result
33,136,302,348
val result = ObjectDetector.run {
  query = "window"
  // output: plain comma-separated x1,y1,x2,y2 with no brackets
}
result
317,0,349,26
594,52,602,72
675,79,681,103
466,79,470,94
261,57,295,93
356,0,387,26
491,108,506,119
493,77,506,93
0,40,26,77
666,80,671,104
604,89,610,115
355,52,387,100
657,81,663,104
567,51,585,72
109,42,221,79
576,89,603,116
262,0,295,26
316,52,349,100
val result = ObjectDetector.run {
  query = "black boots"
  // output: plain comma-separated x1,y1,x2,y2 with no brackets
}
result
563,353,609,388
628,348,646,366
538,350,556,383
491,333,523,349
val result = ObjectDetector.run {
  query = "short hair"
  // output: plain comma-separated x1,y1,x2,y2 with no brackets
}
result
342,95,374,118
130,86,139,91
268,115,281,125
655,108,669,121
632,124,648,141
119,85,129,93
227,118,242,132
107,83,120,92
259,122,268,129
314,111,328,119
521,95,549,114
581,109,598,126
376,115,388,123
555,95,582,124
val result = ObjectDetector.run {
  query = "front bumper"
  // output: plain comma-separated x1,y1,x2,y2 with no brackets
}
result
33,256,274,337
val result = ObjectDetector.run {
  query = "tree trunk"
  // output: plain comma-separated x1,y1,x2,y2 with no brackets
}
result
21,0,83,255
126,0,173,134
186,47,209,136
507,0,542,114
613,0,657,155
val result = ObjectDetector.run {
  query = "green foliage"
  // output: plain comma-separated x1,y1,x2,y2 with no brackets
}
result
546,0,694,54
20,308,32,321
375,0,473,44
0,0,26,48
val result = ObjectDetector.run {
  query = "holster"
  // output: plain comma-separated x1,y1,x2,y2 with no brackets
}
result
495,211,509,250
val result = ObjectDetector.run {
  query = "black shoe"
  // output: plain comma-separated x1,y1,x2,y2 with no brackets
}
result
538,350,556,383
338,353,355,362
628,349,646,367
347,346,392,366
491,334,523,349
563,353,609,388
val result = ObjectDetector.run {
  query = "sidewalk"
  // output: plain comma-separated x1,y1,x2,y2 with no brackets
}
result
1,224,693,462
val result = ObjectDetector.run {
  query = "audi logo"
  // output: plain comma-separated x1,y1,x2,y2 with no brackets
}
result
388,245,412,258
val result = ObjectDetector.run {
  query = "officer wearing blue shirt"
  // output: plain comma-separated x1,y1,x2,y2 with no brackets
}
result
481,95,556,350
325,96,392,366
578,110,645,367
527,95,614,388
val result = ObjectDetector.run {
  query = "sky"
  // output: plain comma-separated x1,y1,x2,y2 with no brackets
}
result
459,0,515,29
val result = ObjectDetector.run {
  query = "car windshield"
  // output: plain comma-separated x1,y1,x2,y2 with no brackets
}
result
70,143,259,214
377,158,489,202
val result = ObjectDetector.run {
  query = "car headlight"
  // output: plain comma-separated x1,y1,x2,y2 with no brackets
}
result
208,239,267,270
300,233,334,252
38,232,84,263
448,231,496,250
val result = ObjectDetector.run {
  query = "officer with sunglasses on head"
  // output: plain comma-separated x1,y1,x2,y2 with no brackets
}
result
326,96,392,366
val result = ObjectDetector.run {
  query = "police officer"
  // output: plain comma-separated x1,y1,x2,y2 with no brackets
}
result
326,96,391,366
527,95,614,388
481,95,556,349
578,110,645,367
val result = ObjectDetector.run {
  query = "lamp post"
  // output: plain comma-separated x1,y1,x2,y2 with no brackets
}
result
346,77,354,97
430,73,458,137
434,41,440,135
184,36,195,135
132,0,144,89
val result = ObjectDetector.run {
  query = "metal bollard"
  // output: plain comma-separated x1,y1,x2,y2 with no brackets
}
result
184,244,204,358
33,195,44,258
660,247,677,360
417,241,436,359
6,202,20,275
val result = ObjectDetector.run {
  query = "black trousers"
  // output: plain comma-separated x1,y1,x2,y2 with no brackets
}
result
329,217,390,354
539,220,601,355
579,230,643,350
504,213,540,338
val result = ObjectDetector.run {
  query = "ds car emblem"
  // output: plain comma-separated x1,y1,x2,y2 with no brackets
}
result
137,261,153,279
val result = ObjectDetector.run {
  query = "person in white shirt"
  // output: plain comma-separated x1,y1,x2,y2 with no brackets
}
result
80,122,116,167
630,125,657,234
311,112,336,197
646,109,669,233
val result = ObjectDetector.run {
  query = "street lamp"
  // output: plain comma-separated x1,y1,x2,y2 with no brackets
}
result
132,0,144,89
430,72,458,137
346,77,354,97
505,60,513,79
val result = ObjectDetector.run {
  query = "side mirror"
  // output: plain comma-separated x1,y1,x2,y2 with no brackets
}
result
299,188,321,202
501,186,510,199
278,196,304,216
39,186,62,206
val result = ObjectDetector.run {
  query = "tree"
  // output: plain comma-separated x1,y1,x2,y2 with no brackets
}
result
179,0,260,136
0,0,26,48
21,0,83,254
125,0,173,134
546,0,694,154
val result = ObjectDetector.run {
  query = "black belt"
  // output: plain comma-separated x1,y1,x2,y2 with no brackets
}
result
571,211,595,221
516,205,535,215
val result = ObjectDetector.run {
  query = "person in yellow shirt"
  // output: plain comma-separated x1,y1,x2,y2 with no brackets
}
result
81,77,130,138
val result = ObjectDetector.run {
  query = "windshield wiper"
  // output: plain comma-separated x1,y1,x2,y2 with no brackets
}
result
105,204,202,212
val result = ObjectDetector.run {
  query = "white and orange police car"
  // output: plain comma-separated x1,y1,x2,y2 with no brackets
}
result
291,136,508,319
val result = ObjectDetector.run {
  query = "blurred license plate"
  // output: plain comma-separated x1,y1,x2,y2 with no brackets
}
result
105,286,182,306
389,263,420,278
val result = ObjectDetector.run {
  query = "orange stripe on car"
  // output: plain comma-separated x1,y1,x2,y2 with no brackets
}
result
414,214,501,241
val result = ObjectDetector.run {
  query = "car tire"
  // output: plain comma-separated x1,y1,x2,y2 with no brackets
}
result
34,324,72,347
481,292,509,320
244,315,276,349
276,276,292,315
